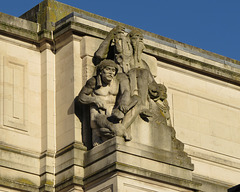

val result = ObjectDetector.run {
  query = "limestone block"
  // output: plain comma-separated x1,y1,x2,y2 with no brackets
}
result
55,148,74,174
130,115,172,151
142,53,157,77
72,16,113,35
80,36,103,58
0,127,41,152
0,166,40,187
85,175,116,192
55,165,84,188
82,56,96,84
58,186,84,192
0,186,20,192
0,38,42,154
0,148,40,175
192,157,240,185
172,88,240,159
73,38,83,95
55,40,76,151
56,66,74,93
55,42,74,77
56,122,75,150
84,137,195,190
3,56,27,131
85,172,196,192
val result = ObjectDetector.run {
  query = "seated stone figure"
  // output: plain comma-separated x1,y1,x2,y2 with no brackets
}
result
78,26,187,162
95,25,132,73
95,26,162,135
119,29,161,129
78,59,132,147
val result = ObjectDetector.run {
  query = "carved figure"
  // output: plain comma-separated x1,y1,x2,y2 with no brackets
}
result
95,25,132,73
127,29,159,105
127,29,147,69
149,83,172,127
78,59,132,146
96,26,159,107
79,26,173,147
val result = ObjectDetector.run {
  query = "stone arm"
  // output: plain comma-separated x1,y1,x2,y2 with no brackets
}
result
148,71,161,100
116,73,137,114
95,26,125,61
78,77,106,109
95,29,115,60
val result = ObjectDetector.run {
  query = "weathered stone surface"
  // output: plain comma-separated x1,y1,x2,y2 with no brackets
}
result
84,137,199,191
0,0,240,192
85,172,198,192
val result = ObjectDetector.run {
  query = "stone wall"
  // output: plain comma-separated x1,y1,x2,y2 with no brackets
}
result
0,0,239,191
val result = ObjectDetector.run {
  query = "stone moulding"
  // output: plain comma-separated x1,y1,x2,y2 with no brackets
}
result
1,9,239,86
0,177,39,192
0,141,87,191
53,12,240,86
84,137,201,191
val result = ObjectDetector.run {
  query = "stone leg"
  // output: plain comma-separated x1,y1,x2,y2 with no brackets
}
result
91,128,103,147
95,114,127,139
137,69,150,106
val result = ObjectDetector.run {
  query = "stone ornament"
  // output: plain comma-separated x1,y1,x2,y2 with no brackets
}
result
78,26,172,147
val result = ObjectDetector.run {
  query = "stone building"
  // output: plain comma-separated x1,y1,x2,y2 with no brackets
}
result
0,0,239,191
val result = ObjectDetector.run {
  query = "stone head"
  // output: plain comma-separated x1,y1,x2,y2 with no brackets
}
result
128,29,144,49
149,83,167,101
158,84,167,101
97,60,118,84
113,25,125,40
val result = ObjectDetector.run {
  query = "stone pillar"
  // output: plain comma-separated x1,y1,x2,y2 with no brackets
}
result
54,33,86,191
40,42,56,191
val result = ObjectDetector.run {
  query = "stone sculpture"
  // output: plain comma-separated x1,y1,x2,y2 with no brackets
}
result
78,59,133,146
78,26,172,147
149,83,172,127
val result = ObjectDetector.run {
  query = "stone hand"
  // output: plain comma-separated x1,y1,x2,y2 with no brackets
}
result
94,98,106,110
109,25,125,38
119,104,129,114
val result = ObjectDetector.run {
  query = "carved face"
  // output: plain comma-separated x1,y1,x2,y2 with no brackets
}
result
114,28,125,40
159,85,167,101
100,66,116,84
130,33,144,49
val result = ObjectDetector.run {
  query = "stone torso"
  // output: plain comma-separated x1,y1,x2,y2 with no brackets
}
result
93,77,119,115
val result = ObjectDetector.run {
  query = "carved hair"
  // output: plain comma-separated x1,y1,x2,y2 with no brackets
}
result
96,59,119,75
128,29,143,39
158,83,167,91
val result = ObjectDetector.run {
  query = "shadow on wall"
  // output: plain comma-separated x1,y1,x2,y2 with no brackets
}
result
228,184,240,192
74,96,92,150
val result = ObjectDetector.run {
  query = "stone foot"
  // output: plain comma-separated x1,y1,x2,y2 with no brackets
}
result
99,127,115,138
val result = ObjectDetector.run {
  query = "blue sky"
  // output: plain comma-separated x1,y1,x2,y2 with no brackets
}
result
1,0,239,61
